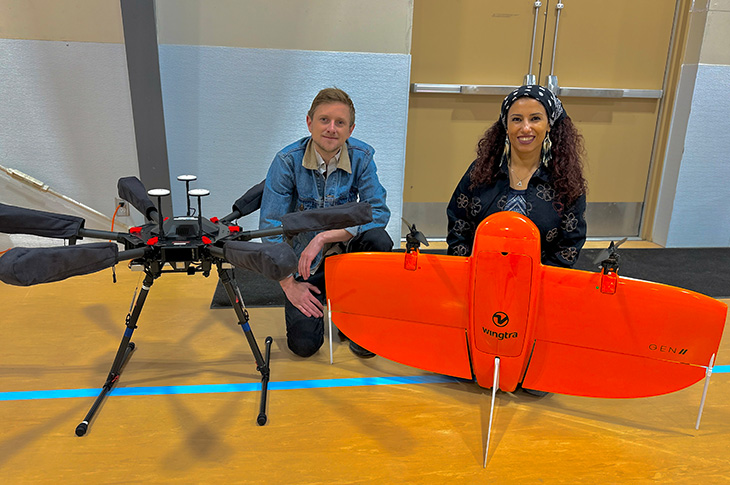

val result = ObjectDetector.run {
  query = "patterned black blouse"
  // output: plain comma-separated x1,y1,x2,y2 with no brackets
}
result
446,161,586,268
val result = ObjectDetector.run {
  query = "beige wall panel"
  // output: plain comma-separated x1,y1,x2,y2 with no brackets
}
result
568,98,661,202
701,10,730,64
0,0,123,43
410,0,541,84
405,94,503,203
711,0,730,9
544,0,675,88
155,0,413,54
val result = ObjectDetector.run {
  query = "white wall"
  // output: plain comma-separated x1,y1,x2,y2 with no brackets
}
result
653,0,730,247
156,0,414,241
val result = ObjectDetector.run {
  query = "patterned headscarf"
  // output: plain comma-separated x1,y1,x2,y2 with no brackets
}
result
500,85,566,128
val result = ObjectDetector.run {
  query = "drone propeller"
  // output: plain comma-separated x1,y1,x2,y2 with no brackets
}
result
402,218,429,249
0,202,85,239
220,180,265,224
592,237,628,266
117,176,159,222
0,243,146,286
221,241,298,281
280,202,373,238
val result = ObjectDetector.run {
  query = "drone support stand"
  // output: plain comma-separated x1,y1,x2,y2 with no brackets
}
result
217,265,273,426
75,271,155,436
483,356,500,468
695,353,715,430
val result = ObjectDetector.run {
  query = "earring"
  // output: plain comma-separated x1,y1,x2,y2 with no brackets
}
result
501,138,510,167
541,133,552,168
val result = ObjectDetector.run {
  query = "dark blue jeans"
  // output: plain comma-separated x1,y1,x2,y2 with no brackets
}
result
285,227,393,357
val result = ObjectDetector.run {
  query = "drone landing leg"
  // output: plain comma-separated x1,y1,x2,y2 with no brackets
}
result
695,353,715,430
217,267,272,426
483,356,500,468
75,272,155,437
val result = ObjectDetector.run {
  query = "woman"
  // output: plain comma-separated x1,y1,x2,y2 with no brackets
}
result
447,85,587,268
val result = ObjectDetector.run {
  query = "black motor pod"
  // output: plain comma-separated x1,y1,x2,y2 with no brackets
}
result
117,176,158,221
0,242,119,286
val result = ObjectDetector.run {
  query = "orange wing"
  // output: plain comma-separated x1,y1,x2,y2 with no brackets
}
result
325,212,727,398
326,252,473,379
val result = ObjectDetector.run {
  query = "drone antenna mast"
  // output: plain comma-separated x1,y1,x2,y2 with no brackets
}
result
148,188,170,238
189,188,210,237
177,175,197,216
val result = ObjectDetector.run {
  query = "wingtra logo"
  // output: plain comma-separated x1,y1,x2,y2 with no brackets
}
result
483,312,518,340
492,312,509,327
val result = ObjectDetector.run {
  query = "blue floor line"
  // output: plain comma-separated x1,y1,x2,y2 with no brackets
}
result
2,368,728,403
0,375,460,402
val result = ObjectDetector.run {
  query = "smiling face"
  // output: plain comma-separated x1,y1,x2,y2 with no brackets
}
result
306,102,355,159
506,97,550,163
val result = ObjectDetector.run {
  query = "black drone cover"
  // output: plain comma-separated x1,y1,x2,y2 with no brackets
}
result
232,180,265,218
280,202,372,238
0,202,85,238
117,176,157,220
223,240,297,281
0,242,118,286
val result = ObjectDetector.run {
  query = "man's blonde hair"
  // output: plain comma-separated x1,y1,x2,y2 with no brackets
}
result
308,88,355,126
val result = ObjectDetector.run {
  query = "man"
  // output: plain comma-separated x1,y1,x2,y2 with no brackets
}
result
259,88,392,358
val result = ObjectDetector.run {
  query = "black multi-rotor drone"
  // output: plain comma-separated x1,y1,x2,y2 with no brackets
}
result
0,175,371,436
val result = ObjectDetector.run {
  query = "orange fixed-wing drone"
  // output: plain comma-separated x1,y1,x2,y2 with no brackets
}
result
324,211,727,465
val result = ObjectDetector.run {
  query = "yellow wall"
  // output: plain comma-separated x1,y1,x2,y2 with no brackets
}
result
0,0,123,43
155,0,413,53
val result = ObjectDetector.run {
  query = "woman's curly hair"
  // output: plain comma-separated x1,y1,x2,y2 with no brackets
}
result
469,116,587,208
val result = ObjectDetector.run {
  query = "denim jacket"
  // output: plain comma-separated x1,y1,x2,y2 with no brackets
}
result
259,136,390,273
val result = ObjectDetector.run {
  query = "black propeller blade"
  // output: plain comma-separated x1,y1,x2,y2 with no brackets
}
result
402,218,429,249
220,180,265,224
592,237,628,266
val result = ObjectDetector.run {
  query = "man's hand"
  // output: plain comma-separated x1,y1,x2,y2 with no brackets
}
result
298,235,325,280
298,229,354,280
280,275,324,318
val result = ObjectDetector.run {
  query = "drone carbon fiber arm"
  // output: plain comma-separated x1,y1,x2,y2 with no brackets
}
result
0,175,374,286
211,203,372,281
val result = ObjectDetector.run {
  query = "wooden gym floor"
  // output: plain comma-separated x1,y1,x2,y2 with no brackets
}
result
1,254,729,483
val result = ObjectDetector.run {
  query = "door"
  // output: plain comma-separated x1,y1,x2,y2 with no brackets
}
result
404,0,679,239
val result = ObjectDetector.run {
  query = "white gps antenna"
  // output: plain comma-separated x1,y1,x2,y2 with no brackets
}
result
147,188,171,237
188,188,210,237
177,175,198,216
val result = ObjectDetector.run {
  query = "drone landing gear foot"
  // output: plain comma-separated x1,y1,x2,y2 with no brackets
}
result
256,336,273,426
218,266,274,426
75,272,153,437
75,341,137,437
